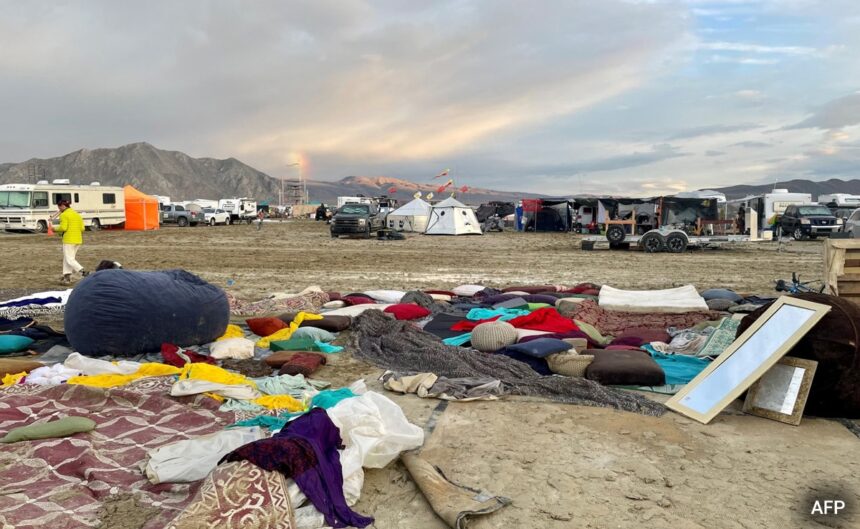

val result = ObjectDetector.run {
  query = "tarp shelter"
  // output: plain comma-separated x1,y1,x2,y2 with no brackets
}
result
522,198,573,231
475,201,515,223
123,185,160,231
424,197,482,235
387,198,432,232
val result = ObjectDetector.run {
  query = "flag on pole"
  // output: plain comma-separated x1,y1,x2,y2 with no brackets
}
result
459,185,469,193
387,186,397,194
413,191,422,199
444,179,454,188
433,168,450,179
436,185,447,193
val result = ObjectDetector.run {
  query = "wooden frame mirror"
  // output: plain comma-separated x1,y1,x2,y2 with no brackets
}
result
742,356,818,426
666,297,830,424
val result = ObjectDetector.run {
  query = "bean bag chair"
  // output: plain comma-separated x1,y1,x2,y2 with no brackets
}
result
502,285,557,294
384,304,432,321
278,313,352,332
64,270,229,357
471,321,517,352
246,317,287,337
585,349,665,386
0,335,34,354
701,288,743,303
505,338,571,358
737,293,860,418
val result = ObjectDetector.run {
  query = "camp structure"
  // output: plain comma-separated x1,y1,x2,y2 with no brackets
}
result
424,197,482,235
387,197,432,232
521,198,573,232
123,185,160,231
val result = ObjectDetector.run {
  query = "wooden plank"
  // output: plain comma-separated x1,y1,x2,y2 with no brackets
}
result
844,267,860,275
837,282,860,294
844,259,860,268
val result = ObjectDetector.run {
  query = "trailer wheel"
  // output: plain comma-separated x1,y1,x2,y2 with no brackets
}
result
177,217,188,227
35,220,47,233
640,231,665,253
91,218,101,231
665,232,688,253
606,225,626,244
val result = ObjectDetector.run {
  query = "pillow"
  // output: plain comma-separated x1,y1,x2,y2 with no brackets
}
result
502,285,557,294
323,300,346,309
0,358,43,377
384,304,432,321
277,352,327,377
363,290,406,304
245,317,287,337
424,290,457,297
518,331,593,347
452,285,488,297
497,348,553,375
506,338,572,358
291,326,336,343
608,336,646,348
1,416,96,444
209,337,256,360
342,295,376,306
521,294,559,305
322,304,392,317
428,293,453,302
0,335,35,354
493,297,529,310
526,303,551,311
617,327,671,345
706,298,736,311
278,313,352,332
471,321,518,352
269,336,317,352
585,349,665,386
516,329,551,341
701,288,743,302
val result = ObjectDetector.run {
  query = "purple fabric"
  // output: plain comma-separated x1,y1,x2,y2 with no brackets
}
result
608,336,645,348
221,409,373,528
521,294,559,305
481,293,520,305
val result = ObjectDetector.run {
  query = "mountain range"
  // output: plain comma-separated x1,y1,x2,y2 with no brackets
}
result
708,179,860,200
0,143,536,204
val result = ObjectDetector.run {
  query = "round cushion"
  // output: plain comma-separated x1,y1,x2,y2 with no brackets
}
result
470,321,517,352
701,288,743,302
384,304,432,321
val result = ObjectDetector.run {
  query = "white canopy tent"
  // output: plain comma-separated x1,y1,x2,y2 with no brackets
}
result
386,198,432,232
424,197,482,235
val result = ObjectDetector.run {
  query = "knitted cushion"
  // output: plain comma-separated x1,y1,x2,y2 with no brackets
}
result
470,321,517,352
384,304,432,321
245,317,287,337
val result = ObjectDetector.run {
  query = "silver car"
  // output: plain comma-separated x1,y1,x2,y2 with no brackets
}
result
843,208,860,238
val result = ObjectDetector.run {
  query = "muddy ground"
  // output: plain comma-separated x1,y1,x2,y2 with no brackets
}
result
1,221,857,529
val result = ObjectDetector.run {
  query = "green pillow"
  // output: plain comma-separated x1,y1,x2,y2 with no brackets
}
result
291,326,336,343
526,303,551,311
270,335,317,352
1,416,96,444
0,335,35,354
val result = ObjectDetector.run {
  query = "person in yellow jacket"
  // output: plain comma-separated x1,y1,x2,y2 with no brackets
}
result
55,200,89,283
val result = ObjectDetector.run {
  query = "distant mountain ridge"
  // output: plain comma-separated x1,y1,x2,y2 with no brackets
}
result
709,178,860,200
0,143,538,204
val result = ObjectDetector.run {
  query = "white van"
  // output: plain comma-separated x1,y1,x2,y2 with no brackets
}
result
0,181,125,233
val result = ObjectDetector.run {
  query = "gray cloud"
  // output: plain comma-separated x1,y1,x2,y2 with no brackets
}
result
559,144,689,174
705,150,726,156
785,92,860,130
666,123,761,140
730,141,772,148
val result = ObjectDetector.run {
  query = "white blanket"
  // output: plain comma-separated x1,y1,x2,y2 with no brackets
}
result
598,285,708,313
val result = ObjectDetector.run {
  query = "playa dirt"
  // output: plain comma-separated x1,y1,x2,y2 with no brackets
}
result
2,221,857,529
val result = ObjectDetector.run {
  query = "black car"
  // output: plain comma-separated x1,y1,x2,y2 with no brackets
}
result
778,204,841,240
330,203,385,238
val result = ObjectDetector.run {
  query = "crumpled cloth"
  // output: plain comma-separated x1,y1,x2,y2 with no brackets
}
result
381,371,503,401
228,290,330,317
451,307,577,333
161,343,216,367
170,379,261,400
145,427,264,484
23,364,81,385
67,363,181,388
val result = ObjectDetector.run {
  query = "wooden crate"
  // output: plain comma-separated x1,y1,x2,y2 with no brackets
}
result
824,239,860,304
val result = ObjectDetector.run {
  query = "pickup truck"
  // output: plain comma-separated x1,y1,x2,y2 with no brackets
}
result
778,204,841,240
330,203,385,238
161,204,202,227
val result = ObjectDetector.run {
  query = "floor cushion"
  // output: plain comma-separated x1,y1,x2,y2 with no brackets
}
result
608,336,647,348
505,338,572,358
521,294,559,305
585,349,665,386
276,352,327,377
496,348,553,375
291,326,336,343
701,288,743,303
246,317,287,338
323,300,346,309
452,285,487,297
471,321,518,352
342,295,376,306
616,327,672,345
518,331,595,348
0,358,43,377
209,338,256,360
278,313,352,332
502,285,557,294
363,290,406,304
384,304,432,321
0,335,35,354
706,298,737,311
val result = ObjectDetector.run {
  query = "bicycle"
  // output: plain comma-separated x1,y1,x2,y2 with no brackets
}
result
774,272,825,294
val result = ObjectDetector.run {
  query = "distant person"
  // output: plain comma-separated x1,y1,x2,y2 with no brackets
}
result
737,206,746,235
256,209,265,231
315,203,327,221
55,200,88,283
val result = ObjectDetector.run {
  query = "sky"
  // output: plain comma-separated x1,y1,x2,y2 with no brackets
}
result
1,0,859,195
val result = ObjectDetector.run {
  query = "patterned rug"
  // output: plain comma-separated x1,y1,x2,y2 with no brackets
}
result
0,377,293,529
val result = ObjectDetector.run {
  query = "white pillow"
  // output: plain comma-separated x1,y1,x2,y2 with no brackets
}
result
209,337,255,360
363,290,405,304
515,329,551,341
429,293,452,302
323,300,346,309
324,304,393,317
451,284,486,297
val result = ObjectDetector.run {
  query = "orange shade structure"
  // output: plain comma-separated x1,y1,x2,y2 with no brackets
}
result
123,185,160,231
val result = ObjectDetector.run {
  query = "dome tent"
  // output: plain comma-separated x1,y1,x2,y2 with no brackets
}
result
387,198,432,232
424,197,482,236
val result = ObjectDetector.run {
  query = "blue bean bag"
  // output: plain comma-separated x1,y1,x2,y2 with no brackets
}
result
64,269,229,356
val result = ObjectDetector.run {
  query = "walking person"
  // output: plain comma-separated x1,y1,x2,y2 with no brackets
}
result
256,209,265,231
55,200,88,283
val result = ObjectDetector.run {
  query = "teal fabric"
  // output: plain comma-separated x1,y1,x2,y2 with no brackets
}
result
442,333,472,346
466,308,529,321
643,344,710,385
0,335,35,354
314,341,343,354
292,326,336,343
229,388,357,430
270,337,343,353
311,388,356,409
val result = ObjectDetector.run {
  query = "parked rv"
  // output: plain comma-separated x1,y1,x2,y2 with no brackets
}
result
741,189,812,231
0,181,125,233
219,198,257,224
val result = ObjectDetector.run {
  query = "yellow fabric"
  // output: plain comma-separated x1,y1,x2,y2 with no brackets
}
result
1,372,26,387
253,394,306,412
67,363,181,388
178,363,257,389
217,324,245,341
256,312,324,348
57,208,85,245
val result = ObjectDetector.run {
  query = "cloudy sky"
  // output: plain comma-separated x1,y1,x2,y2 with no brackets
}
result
1,0,859,195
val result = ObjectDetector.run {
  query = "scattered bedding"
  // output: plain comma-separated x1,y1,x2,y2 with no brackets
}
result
598,285,708,313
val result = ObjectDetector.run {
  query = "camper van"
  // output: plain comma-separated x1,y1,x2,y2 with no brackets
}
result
742,189,812,231
0,181,125,233
336,196,374,208
219,197,257,224
818,194,860,208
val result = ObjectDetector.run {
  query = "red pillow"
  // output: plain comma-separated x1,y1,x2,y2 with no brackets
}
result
384,304,431,320
424,290,457,297
246,317,287,337
342,295,376,306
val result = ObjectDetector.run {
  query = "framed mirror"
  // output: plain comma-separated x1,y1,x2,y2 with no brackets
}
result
666,297,830,424
742,357,817,426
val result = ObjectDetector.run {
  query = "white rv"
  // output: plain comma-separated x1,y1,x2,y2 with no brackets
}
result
741,189,812,231
337,196,374,208
0,180,125,233
219,197,257,224
153,195,171,205
817,194,860,207
186,199,219,209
